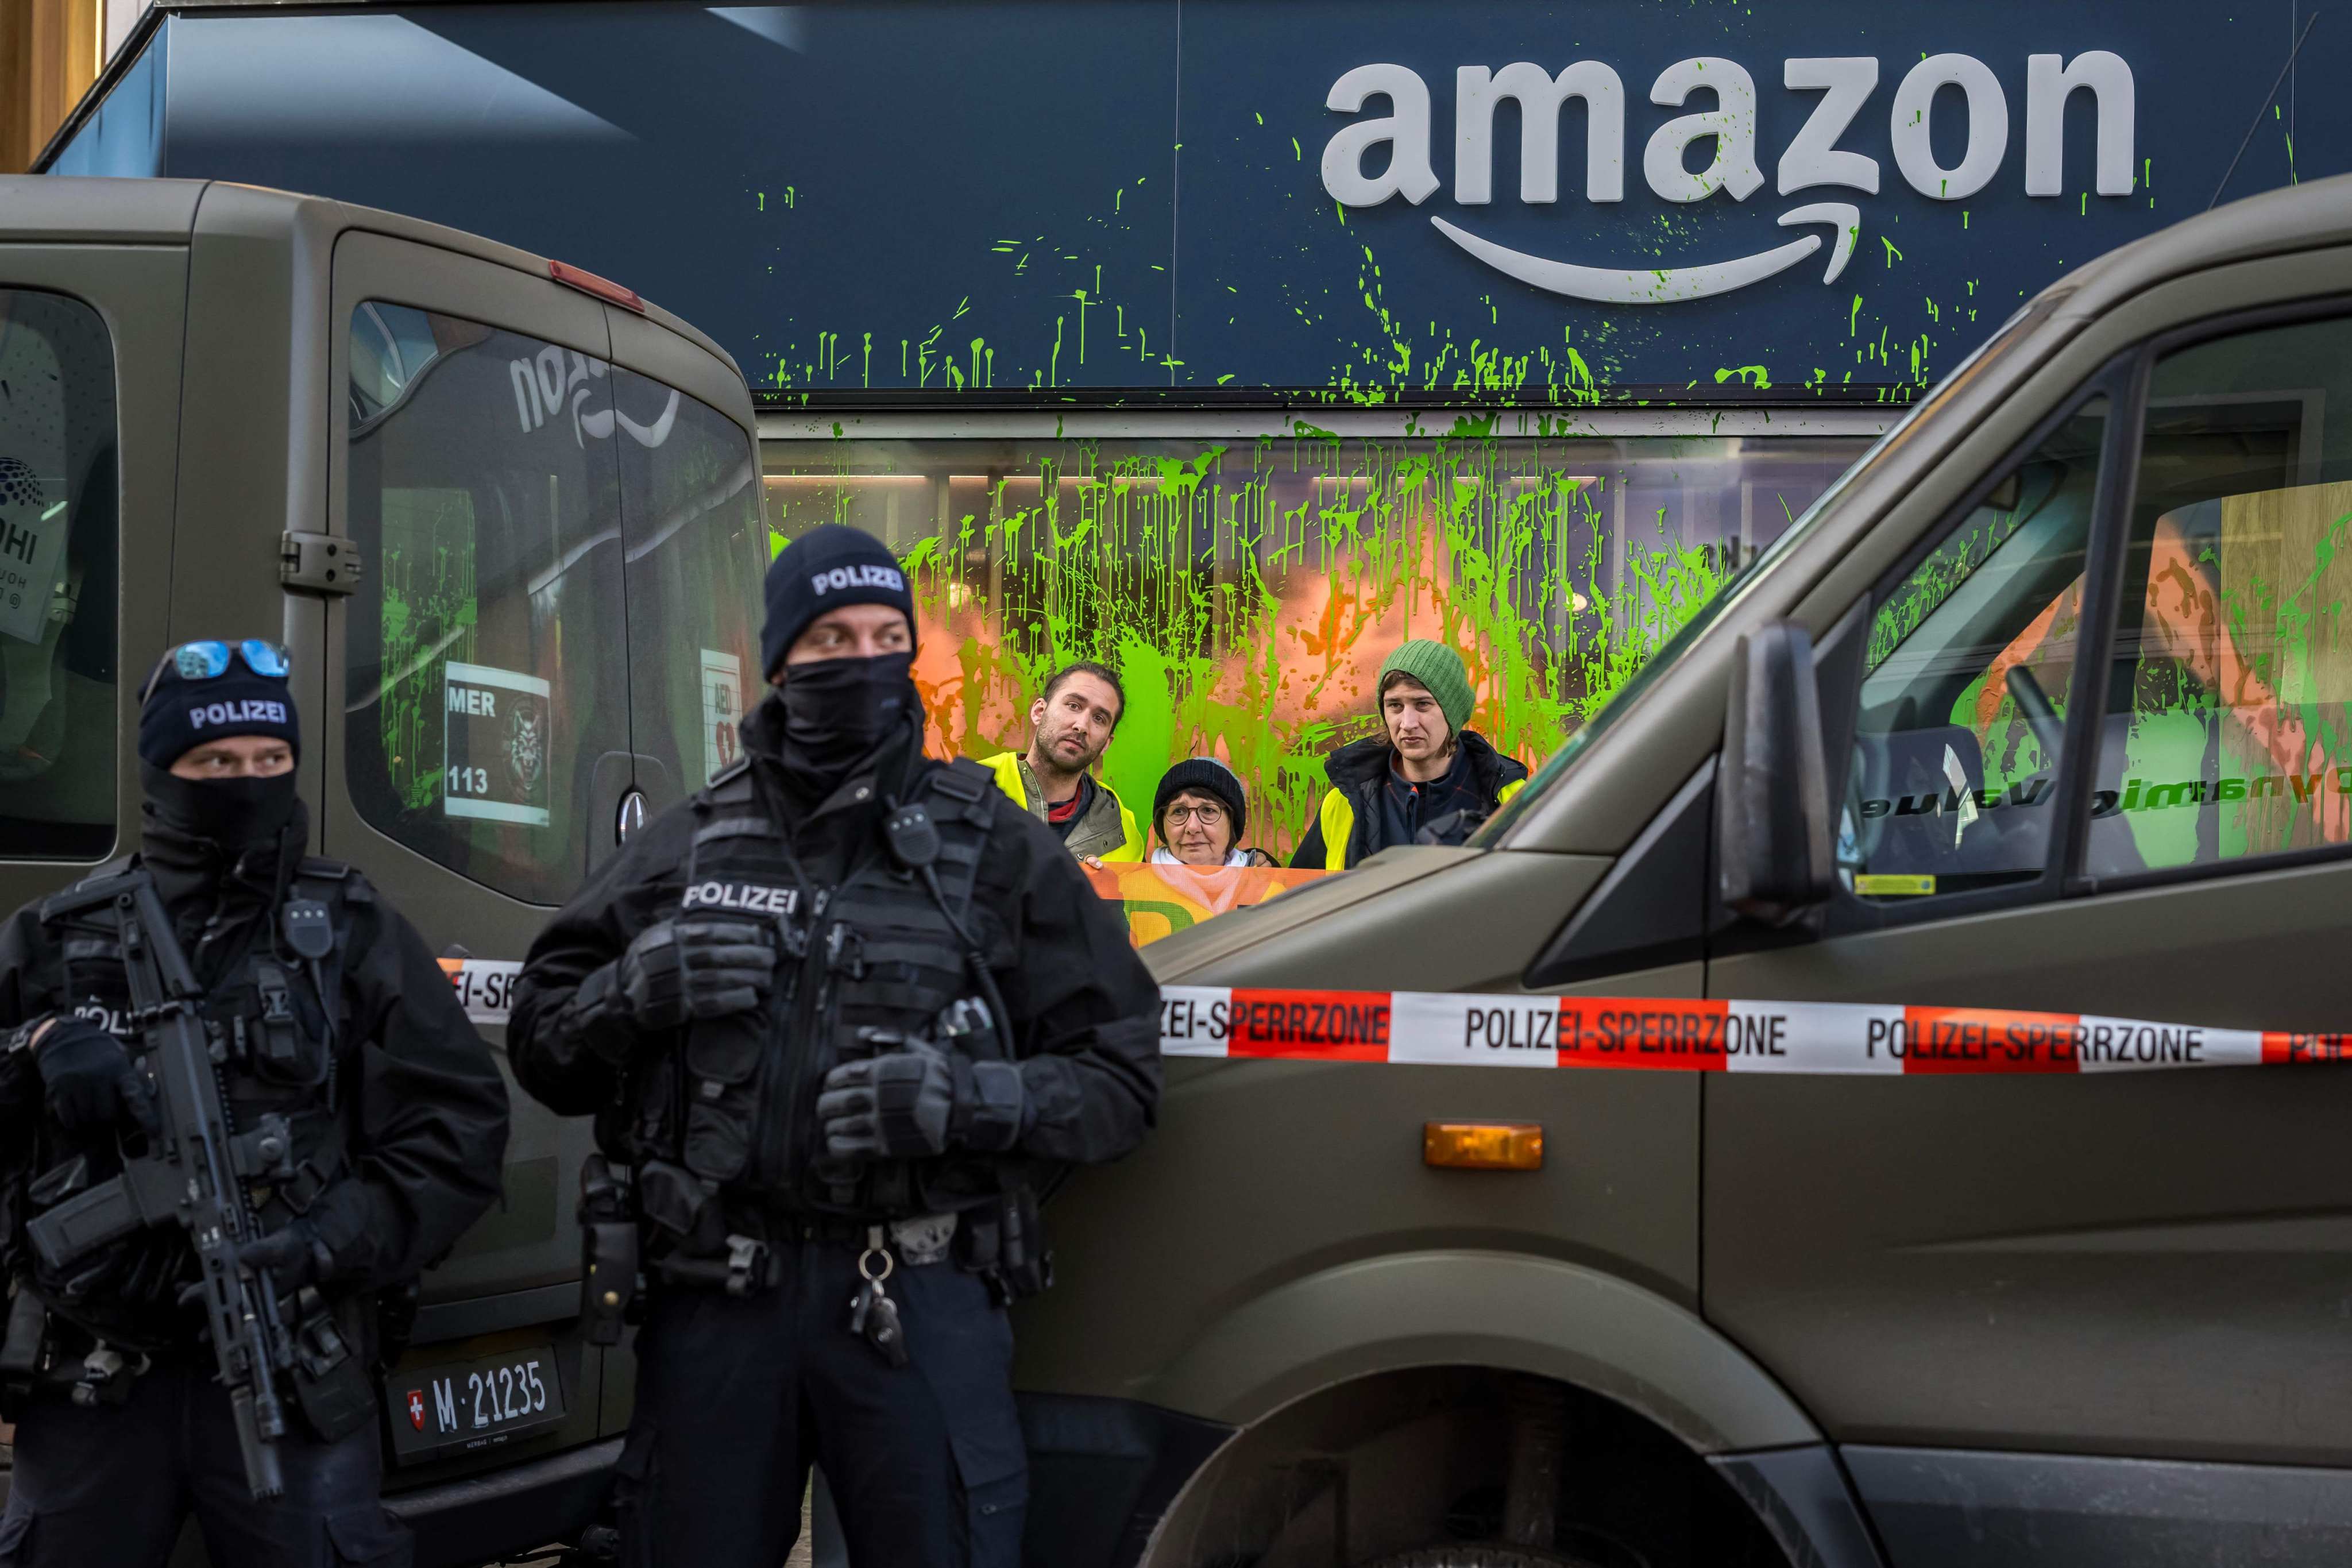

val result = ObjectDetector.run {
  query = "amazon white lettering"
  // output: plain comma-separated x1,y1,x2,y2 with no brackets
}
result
1322,63,1440,207
2025,52,2135,196
1320,49,2134,303
1890,53,2008,200
1453,61,1625,205
1644,57,1764,204
1779,57,1880,195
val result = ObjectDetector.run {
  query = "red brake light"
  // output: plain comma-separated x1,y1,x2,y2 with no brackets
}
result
549,259,645,313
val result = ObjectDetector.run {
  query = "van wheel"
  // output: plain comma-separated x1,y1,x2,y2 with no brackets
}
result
1357,1547,1610,1568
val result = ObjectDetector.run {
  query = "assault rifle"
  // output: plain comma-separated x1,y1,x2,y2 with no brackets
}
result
25,871,296,1500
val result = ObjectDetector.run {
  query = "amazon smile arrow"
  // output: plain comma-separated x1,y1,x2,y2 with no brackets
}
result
1428,203,1862,306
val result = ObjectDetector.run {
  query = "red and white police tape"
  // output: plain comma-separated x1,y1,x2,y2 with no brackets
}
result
440,958,523,1027
442,959,2351,1075
1158,985,2352,1073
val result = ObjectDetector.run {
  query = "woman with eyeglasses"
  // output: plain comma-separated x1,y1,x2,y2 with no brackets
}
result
1149,758,1278,868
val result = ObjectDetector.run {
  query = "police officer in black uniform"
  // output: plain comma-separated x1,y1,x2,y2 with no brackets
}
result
0,639,510,1567
509,526,1161,1568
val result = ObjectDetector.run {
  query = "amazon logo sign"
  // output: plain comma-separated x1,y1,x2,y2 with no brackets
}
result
1320,53,2134,304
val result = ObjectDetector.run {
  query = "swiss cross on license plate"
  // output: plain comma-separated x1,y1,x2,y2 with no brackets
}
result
384,1345,565,1466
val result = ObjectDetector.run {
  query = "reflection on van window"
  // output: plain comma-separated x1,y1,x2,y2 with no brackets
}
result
1841,399,2107,901
345,302,630,904
0,291,116,859
2090,314,2352,878
615,368,764,796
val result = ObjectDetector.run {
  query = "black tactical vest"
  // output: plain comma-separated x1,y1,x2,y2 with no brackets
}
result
20,856,362,1345
628,756,1022,1221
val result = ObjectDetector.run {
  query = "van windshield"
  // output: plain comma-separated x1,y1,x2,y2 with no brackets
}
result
1474,290,2072,847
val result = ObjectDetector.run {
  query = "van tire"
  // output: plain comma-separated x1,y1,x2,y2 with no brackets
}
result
1357,1547,1608,1568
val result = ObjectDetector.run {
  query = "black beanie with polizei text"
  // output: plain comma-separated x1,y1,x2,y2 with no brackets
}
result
762,525,917,677
137,654,300,768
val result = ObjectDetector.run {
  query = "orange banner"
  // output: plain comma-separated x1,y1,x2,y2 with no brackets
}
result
1083,862,1324,946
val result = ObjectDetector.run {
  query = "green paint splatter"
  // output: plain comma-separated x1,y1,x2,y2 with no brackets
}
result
771,431,1865,852
375,488,479,812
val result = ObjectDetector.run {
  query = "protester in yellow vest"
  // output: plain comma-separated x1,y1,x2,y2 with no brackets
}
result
982,659,1145,863
1292,640,1528,871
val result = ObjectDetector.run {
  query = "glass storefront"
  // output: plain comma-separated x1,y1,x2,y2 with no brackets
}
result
762,430,1871,858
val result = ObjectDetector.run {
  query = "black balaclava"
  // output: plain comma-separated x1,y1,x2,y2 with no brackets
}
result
772,650,919,785
140,761,299,856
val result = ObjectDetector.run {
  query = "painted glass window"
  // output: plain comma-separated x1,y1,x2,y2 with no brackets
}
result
2085,315,2352,878
1840,399,2108,902
762,431,1868,860
613,368,766,801
344,303,631,903
0,290,117,860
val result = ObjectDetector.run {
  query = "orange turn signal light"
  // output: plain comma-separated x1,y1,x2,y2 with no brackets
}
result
1423,1121,1544,1171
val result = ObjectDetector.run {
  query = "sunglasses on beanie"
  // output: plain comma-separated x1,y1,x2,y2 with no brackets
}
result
139,639,292,704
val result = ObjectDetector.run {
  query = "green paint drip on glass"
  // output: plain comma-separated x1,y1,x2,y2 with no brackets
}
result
780,433,1768,853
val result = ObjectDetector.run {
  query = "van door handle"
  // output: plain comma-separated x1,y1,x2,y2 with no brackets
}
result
587,753,671,872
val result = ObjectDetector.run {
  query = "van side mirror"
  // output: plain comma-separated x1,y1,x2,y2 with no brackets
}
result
1717,620,1835,925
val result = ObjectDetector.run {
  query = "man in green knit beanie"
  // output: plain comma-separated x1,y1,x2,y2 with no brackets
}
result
1291,638,1529,870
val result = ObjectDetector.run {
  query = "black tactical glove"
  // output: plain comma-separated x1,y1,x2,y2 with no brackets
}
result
33,1015,157,1137
237,1220,335,1297
619,918,775,1032
816,1030,1030,1160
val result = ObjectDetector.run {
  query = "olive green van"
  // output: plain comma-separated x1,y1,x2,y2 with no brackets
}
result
0,176,766,1566
1014,174,2352,1568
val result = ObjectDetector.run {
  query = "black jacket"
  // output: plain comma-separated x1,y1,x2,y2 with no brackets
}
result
508,702,1161,1171
1291,729,1530,870
0,803,511,1297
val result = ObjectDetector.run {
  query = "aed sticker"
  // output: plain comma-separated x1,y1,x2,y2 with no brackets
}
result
700,648,743,783
439,957,523,1026
0,459,69,646
443,661,553,828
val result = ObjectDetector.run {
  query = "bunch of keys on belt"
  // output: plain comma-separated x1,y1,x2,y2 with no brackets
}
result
849,1226,909,1367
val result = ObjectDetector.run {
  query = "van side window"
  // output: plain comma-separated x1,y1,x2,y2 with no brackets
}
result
0,291,116,860
2085,313,2352,880
343,302,631,904
1837,397,2109,904
612,367,764,795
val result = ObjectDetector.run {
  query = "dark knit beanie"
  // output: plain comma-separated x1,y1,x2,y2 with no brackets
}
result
137,649,300,768
1154,756,1248,839
762,525,916,677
